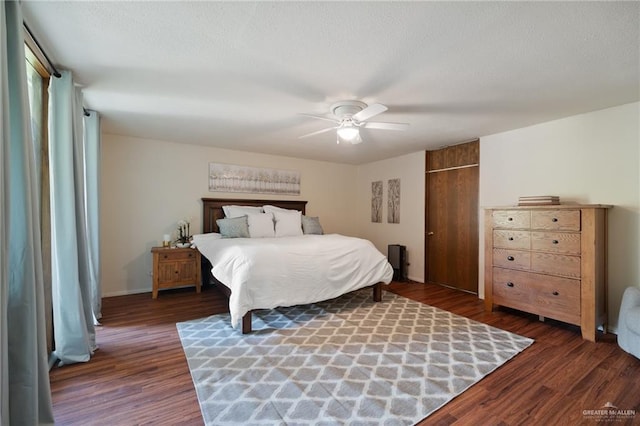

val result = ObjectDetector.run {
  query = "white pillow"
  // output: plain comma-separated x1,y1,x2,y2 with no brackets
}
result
247,213,275,238
222,205,263,218
191,232,222,248
263,205,300,214
272,209,303,237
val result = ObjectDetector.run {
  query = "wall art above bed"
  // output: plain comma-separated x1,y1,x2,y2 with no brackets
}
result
208,162,301,195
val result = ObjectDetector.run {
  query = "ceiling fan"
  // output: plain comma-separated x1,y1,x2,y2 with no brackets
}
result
299,100,409,144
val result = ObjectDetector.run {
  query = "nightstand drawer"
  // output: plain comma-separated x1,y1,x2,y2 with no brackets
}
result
157,261,199,285
158,250,197,261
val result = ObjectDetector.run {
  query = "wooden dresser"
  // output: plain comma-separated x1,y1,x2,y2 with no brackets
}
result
151,247,201,299
484,205,611,341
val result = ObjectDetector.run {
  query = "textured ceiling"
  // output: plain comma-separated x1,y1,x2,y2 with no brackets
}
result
21,1,640,165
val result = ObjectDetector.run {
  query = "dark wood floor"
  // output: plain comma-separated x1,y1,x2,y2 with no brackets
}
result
49,282,640,425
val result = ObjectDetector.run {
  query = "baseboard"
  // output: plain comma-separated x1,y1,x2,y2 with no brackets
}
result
101,288,150,298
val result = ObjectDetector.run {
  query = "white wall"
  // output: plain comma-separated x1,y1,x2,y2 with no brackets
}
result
479,102,640,331
355,151,426,282
101,134,358,296
101,101,639,333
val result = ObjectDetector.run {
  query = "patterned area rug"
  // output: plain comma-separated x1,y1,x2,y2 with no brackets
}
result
177,289,533,425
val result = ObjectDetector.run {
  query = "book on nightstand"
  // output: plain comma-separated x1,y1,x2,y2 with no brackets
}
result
517,195,560,206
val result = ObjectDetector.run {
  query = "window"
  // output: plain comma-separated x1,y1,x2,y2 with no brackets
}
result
24,43,53,353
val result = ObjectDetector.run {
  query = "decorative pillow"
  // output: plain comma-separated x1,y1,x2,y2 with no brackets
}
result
216,216,250,238
272,209,303,237
191,232,222,247
302,216,324,235
247,213,275,238
222,205,264,218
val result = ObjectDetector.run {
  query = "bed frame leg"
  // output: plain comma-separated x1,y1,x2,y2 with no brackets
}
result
373,282,382,302
240,286,381,334
241,312,252,334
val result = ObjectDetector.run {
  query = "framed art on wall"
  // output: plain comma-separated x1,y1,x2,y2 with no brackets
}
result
388,178,400,224
371,181,383,223
209,163,301,195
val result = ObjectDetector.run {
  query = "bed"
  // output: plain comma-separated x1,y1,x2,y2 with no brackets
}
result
197,198,394,333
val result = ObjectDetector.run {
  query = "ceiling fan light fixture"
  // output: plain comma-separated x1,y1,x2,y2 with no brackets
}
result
337,127,359,141
299,100,407,144
337,121,359,141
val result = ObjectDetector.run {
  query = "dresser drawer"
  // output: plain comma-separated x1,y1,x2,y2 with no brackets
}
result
493,268,580,325
531,252,581,278
493,249,530,270
531,232,580,254
531,210,580,231
492,210,530,229
493,230,531,250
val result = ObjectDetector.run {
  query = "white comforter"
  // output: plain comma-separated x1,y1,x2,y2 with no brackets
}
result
194,234,394,328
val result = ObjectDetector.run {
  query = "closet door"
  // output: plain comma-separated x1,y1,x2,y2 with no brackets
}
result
425,140,479,293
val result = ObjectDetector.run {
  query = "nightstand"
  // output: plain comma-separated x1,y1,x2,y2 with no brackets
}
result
151,247,202,299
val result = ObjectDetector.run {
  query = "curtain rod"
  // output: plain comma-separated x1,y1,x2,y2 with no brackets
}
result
23,22,90,117
23,22,61,78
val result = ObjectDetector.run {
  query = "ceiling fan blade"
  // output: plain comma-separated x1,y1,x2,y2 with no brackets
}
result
299,113,340,124
298,126,337,139
361,121,409,131
352,103,388,122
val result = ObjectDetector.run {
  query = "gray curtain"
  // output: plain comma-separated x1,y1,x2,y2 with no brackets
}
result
49,71,96,365
0,1,55,424
84,111,101,322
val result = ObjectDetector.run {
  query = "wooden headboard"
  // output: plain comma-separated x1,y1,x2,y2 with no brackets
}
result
202,198,308,233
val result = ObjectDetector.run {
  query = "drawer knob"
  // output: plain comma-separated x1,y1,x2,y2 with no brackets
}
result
508,237,514,241
552,218,558,222
507,282,514,287
552,240,559,244
163,255,168,259
552,291,559,296
508,217,513,221
507,256,515,261
188,253,193,257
